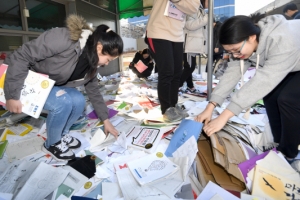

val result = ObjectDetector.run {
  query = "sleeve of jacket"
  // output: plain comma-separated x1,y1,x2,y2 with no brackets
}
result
210,59,251,109
185,11,208,31
171,0,200,16
227,36,299,115
84,75,108,121
4,28,71,100
132,53,140,64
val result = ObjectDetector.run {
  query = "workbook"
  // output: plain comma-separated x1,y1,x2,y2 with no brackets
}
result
126,152,179,186
0,64,55,118
252,165,300,200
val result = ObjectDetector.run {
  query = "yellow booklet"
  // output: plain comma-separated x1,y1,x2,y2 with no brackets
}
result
252,165,300,200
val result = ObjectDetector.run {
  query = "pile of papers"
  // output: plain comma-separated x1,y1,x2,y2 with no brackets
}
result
0,68,298,200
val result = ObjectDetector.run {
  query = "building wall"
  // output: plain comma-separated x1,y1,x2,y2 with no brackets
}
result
213,0,235,22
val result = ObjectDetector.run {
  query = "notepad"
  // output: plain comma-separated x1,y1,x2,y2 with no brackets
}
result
135,60,148,73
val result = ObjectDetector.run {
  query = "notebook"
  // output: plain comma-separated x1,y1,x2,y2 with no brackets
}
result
135,60,148,73
0,64,55,118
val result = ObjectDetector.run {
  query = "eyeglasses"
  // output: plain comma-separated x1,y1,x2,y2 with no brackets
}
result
226,39,246,56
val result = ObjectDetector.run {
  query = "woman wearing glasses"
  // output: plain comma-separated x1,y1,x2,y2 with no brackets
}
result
195,13,300,164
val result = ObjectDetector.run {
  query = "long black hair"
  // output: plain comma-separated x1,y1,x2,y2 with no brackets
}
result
219,13,266,45
84,24,123,78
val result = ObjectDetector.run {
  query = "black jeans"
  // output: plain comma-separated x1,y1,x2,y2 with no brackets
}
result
180,53,195,88
148,39,183,114
263,71,300,158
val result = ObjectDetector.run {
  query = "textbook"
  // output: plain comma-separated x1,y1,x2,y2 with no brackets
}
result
252,165,300,200
0,64,55,118
126,152,179,186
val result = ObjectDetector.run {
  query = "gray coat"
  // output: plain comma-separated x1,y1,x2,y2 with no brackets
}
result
4,16,109,121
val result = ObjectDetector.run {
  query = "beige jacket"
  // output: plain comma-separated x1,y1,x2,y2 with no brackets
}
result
184,9,208,54
147,0,200,42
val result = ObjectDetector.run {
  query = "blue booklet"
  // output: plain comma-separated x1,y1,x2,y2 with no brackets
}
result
165,119,203,157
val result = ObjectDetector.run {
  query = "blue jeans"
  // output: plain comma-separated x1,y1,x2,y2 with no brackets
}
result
43,86,85,148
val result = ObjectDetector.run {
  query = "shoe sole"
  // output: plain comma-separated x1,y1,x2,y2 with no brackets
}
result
41,145,74,162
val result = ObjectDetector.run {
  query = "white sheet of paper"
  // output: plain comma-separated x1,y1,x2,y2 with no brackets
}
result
116,131,127,149
172,136,198,173
6,136,45,162
102,182,123,200
116,168,170,200
240,193,267,200
73,177,100,197
110,115,125,127
210,194,225,200
52,165,88,199
15,163,68,200
149,157,189,198
108,145,127,154
95,166,110,179
69,131,90,154
0,160,69,200
0,193,13,200
113,151,146,171
196,181,240,200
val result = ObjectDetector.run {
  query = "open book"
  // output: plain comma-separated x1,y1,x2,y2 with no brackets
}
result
135,60,148,73
0,64,55,118
126,152,179,186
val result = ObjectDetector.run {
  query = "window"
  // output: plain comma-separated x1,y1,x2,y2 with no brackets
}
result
0,35,22,51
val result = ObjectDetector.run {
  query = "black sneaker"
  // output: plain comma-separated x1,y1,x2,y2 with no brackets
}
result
62,134,81,149
185,87,199,94
42,140,75,161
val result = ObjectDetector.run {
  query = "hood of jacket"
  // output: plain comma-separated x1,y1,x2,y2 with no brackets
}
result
255,15,286,56
66,14,93,41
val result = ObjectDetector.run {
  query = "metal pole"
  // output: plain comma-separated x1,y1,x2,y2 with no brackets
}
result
198,55,201,74
206,0,214,100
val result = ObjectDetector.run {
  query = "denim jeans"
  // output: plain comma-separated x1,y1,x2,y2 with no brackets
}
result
43,86,85,148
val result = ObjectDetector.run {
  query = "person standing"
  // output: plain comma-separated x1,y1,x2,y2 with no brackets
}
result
4,15,123,161
181,0,208,94
146,0,200,122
